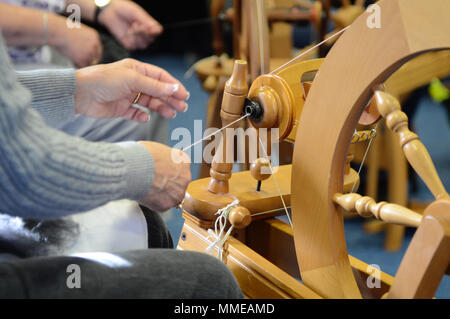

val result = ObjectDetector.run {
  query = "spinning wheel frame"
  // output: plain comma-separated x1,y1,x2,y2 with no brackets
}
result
181,0,450,299
290,0,450,298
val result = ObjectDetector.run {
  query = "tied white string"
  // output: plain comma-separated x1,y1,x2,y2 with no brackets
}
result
206,199,240,261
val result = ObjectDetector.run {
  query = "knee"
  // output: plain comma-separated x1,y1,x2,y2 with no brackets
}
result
189,252,243,299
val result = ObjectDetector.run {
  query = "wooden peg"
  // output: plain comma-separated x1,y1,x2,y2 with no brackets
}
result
250,158,272,191
228,206,251,229
207,60,248,194
333,193,422,228
374,90,449,200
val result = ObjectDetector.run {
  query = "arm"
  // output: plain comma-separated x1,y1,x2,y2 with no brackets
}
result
0,32,191,216
0,3,102,67
0,3,66,48
0,39,153,219
16,69,77,127
65,0,97,22
66,0,163,50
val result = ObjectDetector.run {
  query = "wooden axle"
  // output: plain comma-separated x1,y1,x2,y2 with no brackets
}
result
333,193,422,228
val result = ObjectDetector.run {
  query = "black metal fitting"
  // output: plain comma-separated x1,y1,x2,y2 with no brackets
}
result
243,98,264,121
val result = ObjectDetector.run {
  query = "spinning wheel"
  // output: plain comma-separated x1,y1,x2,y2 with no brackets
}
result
178,0,450,299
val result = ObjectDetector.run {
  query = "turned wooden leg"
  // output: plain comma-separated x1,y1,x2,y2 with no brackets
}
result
383,111,407,251
199,77,227,179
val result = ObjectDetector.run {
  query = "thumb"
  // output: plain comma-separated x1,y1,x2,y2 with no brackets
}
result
132,73,180,98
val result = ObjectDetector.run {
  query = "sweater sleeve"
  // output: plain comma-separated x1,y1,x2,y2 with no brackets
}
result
15,69,77,127
0,35,154,219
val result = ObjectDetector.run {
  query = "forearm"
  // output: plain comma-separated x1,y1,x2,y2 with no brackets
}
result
65,0,97,22
16,69,77,126
0,35,154,219
0,3,66,48
0,88,154,219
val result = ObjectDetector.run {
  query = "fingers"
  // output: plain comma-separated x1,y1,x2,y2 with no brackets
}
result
148,95,187,116
134,94,180,119
135,62,189,101
132,73,189,106
132,21,162,38
128,6,163,36
137,141,191,212
119,59,190,117
122,106,150,123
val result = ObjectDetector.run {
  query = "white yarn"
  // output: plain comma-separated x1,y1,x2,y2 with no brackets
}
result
0,214,41,242
206,200,239,261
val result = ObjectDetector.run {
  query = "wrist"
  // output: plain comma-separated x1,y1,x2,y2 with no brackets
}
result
74,69,89,115
46,14,69,49
94,0,113,26
118,141,155,200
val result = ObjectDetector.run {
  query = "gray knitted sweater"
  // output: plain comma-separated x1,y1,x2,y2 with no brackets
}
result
0,34,154,219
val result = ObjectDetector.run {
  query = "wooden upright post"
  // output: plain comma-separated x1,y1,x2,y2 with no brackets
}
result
208,60,248,194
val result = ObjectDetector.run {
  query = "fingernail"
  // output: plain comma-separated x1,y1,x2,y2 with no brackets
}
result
172,111,177,118
146,113,151,122
185,92,190,101
171,84,179,93
183,103,189,113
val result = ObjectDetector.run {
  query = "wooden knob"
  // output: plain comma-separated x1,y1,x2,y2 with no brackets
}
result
250,158,272,181
228,206,251,229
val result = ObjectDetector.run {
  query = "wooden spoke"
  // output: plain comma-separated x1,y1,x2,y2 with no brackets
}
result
181,0,450,300
374,89,449,200
333,193,422,228
291,0,450,298
387,200,450,298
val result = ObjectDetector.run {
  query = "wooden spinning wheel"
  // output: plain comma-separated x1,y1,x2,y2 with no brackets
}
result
179,0,450,299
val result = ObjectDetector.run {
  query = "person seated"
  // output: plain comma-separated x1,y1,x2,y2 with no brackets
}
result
1,0,162,68
0,31,242,298
0,1,178,238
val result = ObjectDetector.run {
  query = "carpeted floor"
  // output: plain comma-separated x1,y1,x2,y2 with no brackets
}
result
139,53,450,298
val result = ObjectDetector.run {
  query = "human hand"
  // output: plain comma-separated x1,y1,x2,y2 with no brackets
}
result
98,0,163,50
53,24,102,68
74,58,189,122
137,141,191,212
